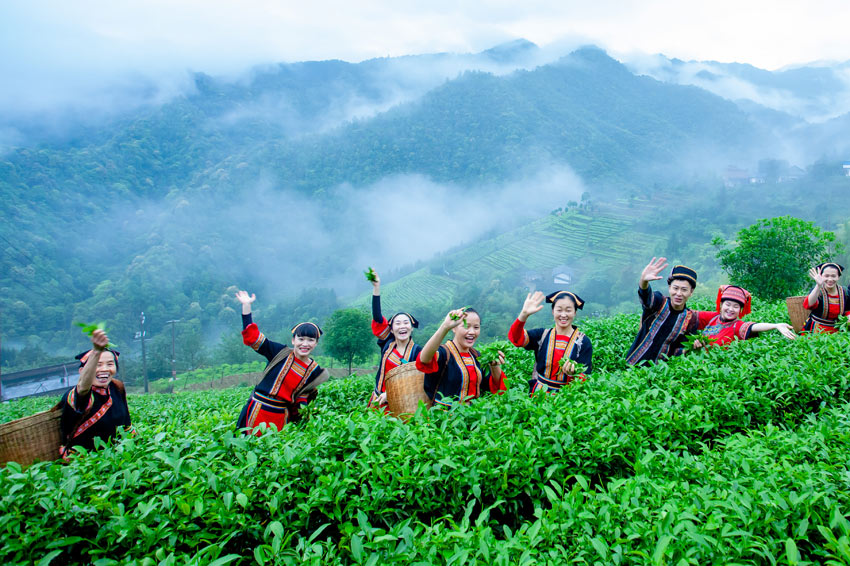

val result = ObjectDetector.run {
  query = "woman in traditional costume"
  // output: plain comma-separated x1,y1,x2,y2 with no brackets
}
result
367,270,422,410
695,285,795,347
235,290,329,434
57,329,133,459
415,308,507,409
802,263,850,334
508,290,593,395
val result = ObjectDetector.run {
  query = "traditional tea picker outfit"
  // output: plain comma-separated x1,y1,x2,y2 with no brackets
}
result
696,286,757,347
508,291,593,395
369,295,422,409
57,349,133,459
802,263,850,334
626,265,699,365
237,316,329,434
415,342,507,409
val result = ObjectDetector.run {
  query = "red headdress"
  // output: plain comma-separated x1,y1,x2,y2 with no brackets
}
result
716,285,751,318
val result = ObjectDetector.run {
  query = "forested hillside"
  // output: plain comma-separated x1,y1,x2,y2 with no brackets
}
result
2,42,849,374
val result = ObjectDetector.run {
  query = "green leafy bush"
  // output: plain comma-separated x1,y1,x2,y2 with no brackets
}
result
2,301,850,565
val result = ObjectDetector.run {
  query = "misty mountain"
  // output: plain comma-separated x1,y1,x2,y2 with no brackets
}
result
2,42,849,360
627,54,850,123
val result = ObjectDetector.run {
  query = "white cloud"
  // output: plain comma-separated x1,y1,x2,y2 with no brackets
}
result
2,0,850,118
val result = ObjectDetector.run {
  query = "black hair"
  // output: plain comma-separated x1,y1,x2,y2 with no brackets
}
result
550,293,579,309
464,308,480,321
667,276,696,291
292,322,322,339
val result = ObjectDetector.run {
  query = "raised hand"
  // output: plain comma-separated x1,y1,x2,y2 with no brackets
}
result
90,329,109,351
519,291,545,321
640,257,669,287
369,269,381,296
442,308,467,331
234,290,256,315
235,290,256,305
808,267,825,287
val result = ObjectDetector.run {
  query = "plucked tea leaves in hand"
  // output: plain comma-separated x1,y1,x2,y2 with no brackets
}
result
74,321,117,348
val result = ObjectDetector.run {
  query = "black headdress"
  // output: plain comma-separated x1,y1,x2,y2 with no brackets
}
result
545,291,585,309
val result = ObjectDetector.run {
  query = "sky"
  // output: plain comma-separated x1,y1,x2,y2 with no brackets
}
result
2,0,850,114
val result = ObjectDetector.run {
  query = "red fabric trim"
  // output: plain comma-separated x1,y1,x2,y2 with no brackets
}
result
372,318,390,339
491,370,507,394
508,319,528,347
696,310,718,330
415,350,440,374
242,323,260,346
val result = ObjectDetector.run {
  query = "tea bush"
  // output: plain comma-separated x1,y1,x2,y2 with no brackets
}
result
2,301,850,565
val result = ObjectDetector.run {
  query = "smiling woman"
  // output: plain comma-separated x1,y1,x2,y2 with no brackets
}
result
366,269,423,411
508,290,593,395
234,290,329,435
56,329,133,459
415,307,507,409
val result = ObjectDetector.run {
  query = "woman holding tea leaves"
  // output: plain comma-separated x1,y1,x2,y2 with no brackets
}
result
365,268,423,410
508,290,593,395
57,328,133,459
802,262,850,334
415,307,507,409
235,290,329,434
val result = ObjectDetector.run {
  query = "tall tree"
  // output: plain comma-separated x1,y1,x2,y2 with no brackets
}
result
713,216,842,301
323,308,373,375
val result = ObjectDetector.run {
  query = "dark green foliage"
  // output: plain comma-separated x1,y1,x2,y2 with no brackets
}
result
323,308,374,374
4,301,850,564
713,216,843,300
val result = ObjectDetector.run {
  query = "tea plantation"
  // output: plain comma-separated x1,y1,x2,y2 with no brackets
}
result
3,300,850,565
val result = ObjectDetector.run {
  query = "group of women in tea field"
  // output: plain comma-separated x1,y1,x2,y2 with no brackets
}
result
55,259,848,454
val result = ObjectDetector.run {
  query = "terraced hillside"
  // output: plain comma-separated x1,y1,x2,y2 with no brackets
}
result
352,196,668,314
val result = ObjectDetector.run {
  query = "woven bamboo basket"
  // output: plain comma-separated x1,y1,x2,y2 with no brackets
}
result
786,296,810,333
385,363,431,421
0,408,62,467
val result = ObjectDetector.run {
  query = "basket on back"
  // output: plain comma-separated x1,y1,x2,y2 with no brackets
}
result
0,408,62,468
384,363,431,421
786,296,810,333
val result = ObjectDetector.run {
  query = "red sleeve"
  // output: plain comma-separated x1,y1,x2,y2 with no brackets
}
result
372,318,391,340
737,321,756,340
489,370,507,395
508,319,529,347
696,311,717,330
802,296,818,310
415,350,440,374
242,323,266,350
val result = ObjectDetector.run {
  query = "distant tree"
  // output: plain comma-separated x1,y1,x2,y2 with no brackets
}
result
323,309,373,375
712,216,842,301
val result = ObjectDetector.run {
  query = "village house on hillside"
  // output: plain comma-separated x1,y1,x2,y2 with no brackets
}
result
844,161,850,176
552,265,574,285
723,160,807,186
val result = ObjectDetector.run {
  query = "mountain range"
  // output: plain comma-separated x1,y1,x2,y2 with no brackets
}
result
2,40,850,362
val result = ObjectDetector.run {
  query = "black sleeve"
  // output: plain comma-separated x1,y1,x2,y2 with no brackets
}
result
372,295,383,323
576,336,593,374
638,287,662,315
525,328,546,352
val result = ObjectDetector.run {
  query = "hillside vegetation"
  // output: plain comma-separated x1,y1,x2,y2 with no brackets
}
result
3,42,850,372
